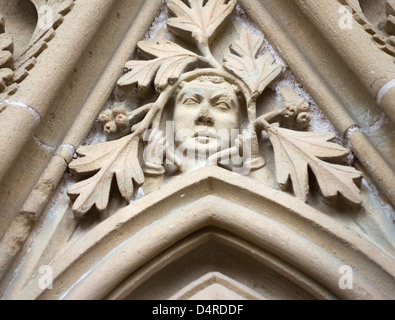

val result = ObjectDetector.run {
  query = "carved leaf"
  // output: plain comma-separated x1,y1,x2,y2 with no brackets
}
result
69,139,125,174
166,0,236,43
268,127,362,205
224,28,282,98
68,134,144,218
118,40,198,92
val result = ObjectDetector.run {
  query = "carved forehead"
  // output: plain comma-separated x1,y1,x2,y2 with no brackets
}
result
183,75,239,90
176,76,241,102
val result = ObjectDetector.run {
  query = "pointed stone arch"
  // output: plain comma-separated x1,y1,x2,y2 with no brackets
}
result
106,230,336,300
16,167,394,300
167,272,267,300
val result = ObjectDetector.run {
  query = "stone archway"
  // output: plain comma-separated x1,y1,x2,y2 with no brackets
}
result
15,167,394,300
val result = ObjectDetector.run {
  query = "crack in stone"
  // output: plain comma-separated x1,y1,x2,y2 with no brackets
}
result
32,135,56,154
0,99,41,125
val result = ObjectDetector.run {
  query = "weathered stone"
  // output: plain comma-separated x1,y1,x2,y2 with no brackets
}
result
0,0,393,301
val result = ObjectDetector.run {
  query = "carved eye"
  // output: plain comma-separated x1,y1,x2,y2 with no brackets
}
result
214,98,231,110
183,97,200,105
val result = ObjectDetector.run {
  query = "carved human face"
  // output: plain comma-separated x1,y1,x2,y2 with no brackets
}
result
173,78,241,158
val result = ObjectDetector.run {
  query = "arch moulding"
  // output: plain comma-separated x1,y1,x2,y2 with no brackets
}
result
9,167,394,300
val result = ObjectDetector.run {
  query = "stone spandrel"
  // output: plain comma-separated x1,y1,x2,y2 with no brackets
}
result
67,0,363,219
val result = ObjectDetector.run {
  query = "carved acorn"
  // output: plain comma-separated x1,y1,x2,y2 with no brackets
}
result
296,112,311,131
98,104,129,134
112,106,129,129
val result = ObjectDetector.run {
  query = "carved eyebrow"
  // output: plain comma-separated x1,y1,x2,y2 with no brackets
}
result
176,91,186,104
211,92,236,108
177,91,203,104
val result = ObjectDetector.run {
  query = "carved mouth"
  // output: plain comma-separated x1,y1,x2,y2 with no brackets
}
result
193,130,216,144
193,130,216,139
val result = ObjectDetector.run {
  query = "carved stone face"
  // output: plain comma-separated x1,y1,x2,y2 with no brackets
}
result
173,77,241,158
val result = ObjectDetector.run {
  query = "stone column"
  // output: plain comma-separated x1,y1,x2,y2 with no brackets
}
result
0,0,116,183
293,0,395,124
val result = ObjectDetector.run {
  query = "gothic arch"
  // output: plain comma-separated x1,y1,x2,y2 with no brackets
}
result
167,272,268,301
15,167,394,300
105,230,335,300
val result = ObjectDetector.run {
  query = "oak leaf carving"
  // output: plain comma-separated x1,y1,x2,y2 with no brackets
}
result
118,40,199,92
267,127,362,206
224,28,282,99
68,134,144,218
166,0,236,44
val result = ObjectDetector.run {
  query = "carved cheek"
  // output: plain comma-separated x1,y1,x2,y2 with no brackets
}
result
174,104,196,131
215,109,239,131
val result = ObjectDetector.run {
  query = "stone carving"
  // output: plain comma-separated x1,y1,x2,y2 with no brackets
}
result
340,0,395,57
167,0,236,50
3,0,75,96
267,128,361,204
68,0,363,219
224,28,282,103
0,16,14,93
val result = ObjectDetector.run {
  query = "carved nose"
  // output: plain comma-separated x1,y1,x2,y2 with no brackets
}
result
194,105,215,126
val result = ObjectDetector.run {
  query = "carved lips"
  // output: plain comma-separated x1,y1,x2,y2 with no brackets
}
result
193,129,217,144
